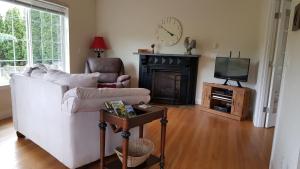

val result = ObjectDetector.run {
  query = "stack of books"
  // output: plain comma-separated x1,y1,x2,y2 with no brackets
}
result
104,101,136,118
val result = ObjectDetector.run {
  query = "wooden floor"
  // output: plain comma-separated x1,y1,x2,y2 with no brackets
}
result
0,106,274,169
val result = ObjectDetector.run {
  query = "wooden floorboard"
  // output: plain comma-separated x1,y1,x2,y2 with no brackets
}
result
0,106,274,169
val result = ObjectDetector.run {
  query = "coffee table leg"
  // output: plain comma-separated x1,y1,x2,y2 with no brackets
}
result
99,121,107,169
139,125,144,138
160,113,168,169
121,130,130,169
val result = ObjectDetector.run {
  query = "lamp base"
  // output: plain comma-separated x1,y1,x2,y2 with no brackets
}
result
95,50,104,58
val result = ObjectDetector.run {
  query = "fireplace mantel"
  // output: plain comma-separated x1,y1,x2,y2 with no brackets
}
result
133,52,199,58
136,53,200,105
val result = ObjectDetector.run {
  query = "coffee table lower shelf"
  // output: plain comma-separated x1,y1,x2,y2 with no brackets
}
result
105,154,160,169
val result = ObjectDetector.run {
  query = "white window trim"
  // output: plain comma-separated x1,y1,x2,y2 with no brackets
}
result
0,0,70,85
0,85,9,89
63,9,70,73
1,0,67,15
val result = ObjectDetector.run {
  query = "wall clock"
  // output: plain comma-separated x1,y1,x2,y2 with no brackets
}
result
156,16,183,46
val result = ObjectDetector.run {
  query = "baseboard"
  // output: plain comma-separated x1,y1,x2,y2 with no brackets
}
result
0,111,12,120
195,99,201,105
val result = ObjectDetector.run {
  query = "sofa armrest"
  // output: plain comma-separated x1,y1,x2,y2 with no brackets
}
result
62,87,151,114
117,75,131,82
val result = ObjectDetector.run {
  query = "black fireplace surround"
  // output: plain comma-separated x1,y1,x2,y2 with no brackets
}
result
137,53,200,105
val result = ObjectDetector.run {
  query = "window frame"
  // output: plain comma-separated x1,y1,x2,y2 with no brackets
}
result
0,0,69,86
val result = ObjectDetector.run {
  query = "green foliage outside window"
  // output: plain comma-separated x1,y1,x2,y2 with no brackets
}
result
0,5,64,85
0,8,26,66
0,8,62,66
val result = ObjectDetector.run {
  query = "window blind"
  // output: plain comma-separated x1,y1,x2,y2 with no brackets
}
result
0,0,67,16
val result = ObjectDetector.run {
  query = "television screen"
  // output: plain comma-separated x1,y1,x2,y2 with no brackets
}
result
214,57,250,82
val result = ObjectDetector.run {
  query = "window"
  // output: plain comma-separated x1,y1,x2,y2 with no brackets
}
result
0,0,68,86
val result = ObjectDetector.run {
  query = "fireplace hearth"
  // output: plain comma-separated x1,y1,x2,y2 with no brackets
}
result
137,53,200,105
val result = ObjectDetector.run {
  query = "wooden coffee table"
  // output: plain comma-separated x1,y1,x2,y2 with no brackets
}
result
99,105,168,169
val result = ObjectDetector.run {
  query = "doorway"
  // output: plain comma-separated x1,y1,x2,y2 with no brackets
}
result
254,0,291,128
263,0,291,128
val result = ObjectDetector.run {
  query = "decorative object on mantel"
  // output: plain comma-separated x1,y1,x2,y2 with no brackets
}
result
184,37,196,55
151,44,155,54
90,36,108,58
155,16,183,46
292,3,300,31
138,49,152,54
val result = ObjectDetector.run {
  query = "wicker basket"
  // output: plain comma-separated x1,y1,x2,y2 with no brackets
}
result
114,138,154,167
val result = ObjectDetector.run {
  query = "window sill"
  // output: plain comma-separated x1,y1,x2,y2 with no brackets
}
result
0,85,10,90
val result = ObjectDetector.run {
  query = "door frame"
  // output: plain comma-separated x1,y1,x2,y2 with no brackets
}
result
265,0,291,128
254,0,283,127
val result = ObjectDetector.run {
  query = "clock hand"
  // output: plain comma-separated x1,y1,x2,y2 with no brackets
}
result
159,25,174,36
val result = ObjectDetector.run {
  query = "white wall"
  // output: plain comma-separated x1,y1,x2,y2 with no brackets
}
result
0,0,96,120
96,0,269,111
0,86,11,120
270,1,300,168
48,0,96,73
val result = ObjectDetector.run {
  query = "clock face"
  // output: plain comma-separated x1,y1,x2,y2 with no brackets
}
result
156,17,183,46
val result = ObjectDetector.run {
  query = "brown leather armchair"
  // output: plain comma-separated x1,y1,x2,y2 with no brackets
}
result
85,57,130,88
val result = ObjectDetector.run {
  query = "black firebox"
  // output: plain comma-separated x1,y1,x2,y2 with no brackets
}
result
137,53,200,105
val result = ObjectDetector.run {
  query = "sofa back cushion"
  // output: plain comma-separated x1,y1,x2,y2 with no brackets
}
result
44,69,69,81
44,69,100,89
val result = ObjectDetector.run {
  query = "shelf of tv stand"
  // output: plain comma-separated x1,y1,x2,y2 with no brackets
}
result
211,93,233,99
200,106,241,120
201,82,251,121
211,96,232,103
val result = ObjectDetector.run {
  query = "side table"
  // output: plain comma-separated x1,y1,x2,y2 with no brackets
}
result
99,105,168,169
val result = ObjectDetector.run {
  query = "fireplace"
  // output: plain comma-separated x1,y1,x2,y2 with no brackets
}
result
152,70,181,102
137,53,200,105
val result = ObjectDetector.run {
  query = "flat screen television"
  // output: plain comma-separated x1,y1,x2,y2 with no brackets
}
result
214,57,250,86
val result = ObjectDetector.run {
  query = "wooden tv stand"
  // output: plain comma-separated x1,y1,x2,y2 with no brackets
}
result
200,82,251,121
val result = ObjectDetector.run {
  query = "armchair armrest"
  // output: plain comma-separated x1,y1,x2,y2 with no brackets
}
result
117,75,131,82
85,61,91,73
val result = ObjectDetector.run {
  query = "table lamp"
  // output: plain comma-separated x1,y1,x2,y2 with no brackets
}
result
90,37,108,57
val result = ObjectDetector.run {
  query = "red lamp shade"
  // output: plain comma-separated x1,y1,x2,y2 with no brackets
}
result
90,37,108,50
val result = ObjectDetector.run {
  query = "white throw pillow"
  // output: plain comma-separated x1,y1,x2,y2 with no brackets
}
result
23,64,48,77
31,69,47,78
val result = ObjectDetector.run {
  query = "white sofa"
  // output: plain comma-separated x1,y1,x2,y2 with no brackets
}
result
10,73,150,168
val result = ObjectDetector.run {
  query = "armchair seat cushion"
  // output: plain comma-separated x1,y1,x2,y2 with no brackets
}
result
97,83,117,88
98,73,118,83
